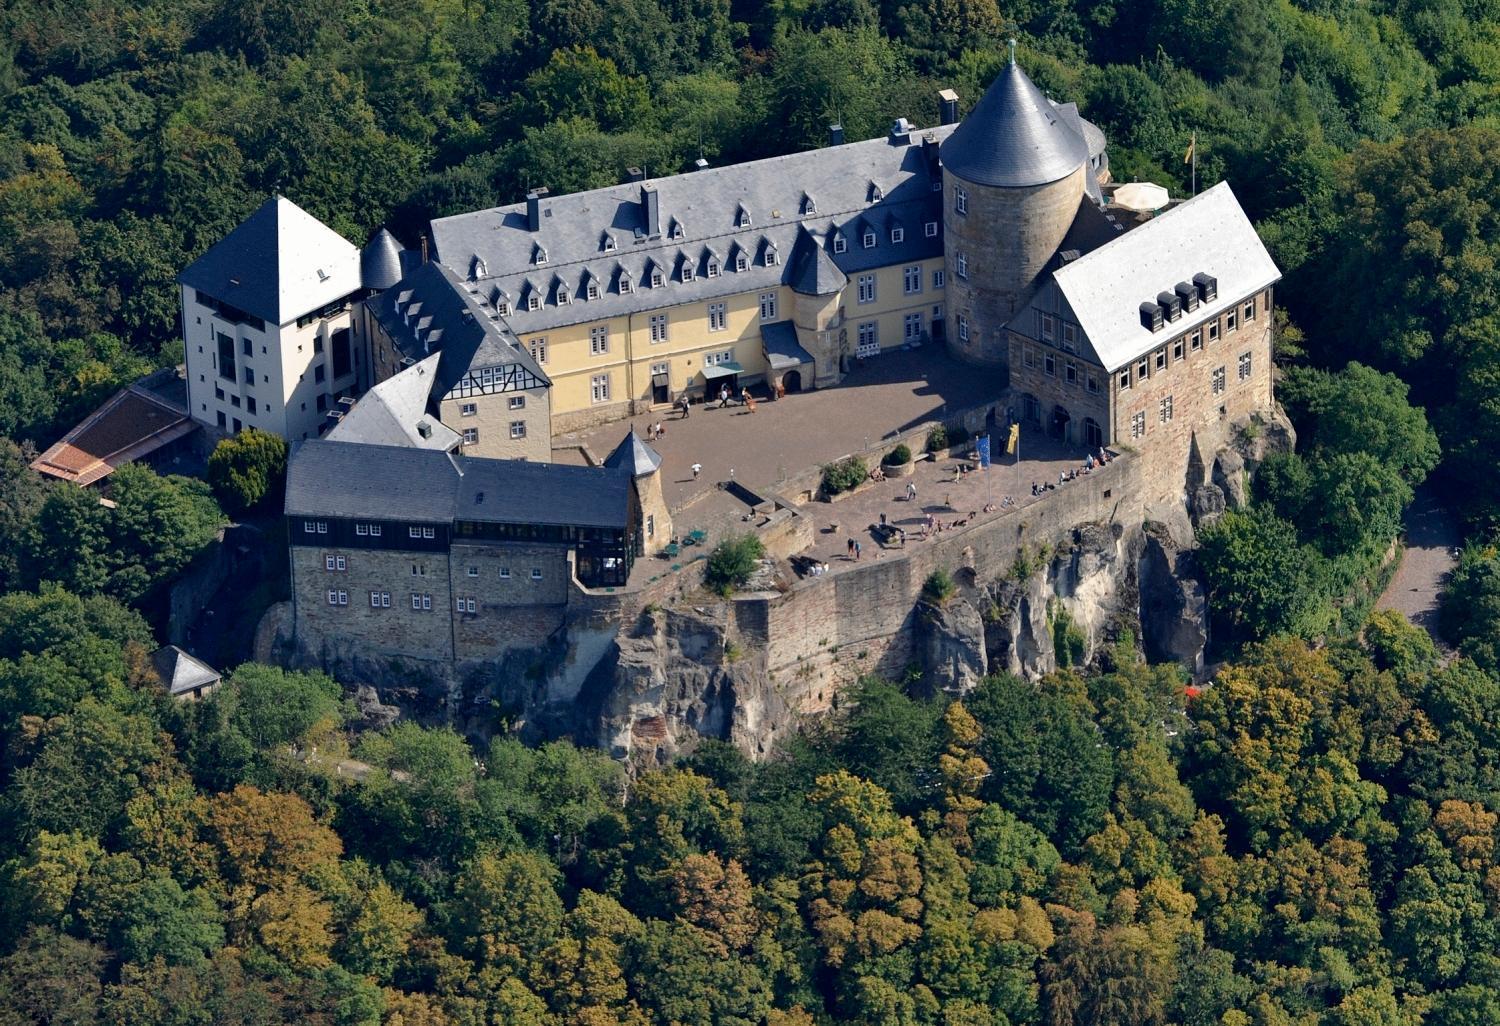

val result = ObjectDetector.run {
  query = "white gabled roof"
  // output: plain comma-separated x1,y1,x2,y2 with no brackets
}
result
1053,182,1280,372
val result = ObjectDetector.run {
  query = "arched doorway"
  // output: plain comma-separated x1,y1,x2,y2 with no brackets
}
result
1051,405,1071,441
782,369,803,394
1083,417,1103,448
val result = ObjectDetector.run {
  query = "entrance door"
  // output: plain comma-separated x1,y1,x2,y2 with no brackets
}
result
783,369,803,394
651,371,669,405
1083,418,1103,448
1051,405,1071,441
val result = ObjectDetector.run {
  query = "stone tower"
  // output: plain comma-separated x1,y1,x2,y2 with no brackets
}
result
941,51,1089,367
604,428,673,556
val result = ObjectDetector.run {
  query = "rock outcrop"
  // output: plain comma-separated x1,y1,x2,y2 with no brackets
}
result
920,597,987,693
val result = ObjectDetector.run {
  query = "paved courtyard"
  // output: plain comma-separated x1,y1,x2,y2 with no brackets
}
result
560,345,1005,510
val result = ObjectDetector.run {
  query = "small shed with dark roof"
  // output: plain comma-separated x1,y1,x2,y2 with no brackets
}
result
151,646,222,701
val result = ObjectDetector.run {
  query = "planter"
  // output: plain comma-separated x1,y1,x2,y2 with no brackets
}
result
881,459,915,478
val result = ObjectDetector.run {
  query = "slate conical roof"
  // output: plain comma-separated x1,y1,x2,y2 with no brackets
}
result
940,56,1090,189
603,428,662,478
788,229,847,297
362,228,404,290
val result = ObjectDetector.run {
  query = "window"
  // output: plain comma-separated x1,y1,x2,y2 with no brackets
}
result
1065,361,1078,385
649,314,669,343
369,591,390,608
734,253,748,272
304,520,328,535
1160,395,1174,423
1208,320,1220,342
1024,395,1041,421
759,292,778,320
365,524,382,537
707,260,720,278
619,276,633,294
460,402,477,417
956,253,968,279
650,268,664,288
324,554,347,571
529,338,548,363
833,236,847,255
1040,313,1057,341
857,321,879,357
1044,353,1056,377
355,524,368,537
1131,411,1146,439
410,593,432,610
1239,352,1252,381
705,349,735,366
509,395,525,410
1137,358,1149,381
462,427,479,444
1212,366,1226,395
891,227,904,244
957,314,969,343
862,231,876,249
681,264,695,283
327,589,348,606
955,186,968,215
557,285,570,305
1023,346,1037,369
1155,348,1167,371
857,274,876,304
1062,322,1078,352
737,209,751,228
1226,308,1238,332
531,568,544,580
232,395,242,409
905,312,923,341
1190,330,1202,352
411,563,426,576
591,374,611,404
510,421,526,439
932,269,945,289
467,566,479,577
241,337,252,356
246,397,257,415
499,567,511,579
1244,298,1257,322
671,221,684,240
764,246,778,267
1119,370,1131,390
708,302,727,331
528,294,541,311
456,597,477,614
408,525,436,539
586,280,600,300
1087,374,1100,394
590,325,609,355
903,266,921,294
925,221,938,238
217,333,236,381
1173,339,1184,362
647,514,655,538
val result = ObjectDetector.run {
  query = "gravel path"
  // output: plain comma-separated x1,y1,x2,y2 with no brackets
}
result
1377,488,1460,640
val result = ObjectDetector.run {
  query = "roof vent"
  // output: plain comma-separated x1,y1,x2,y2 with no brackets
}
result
1140,301,1164,332
1175,281,1199,312
626,166,645,183
890,117,913,142
417,421,432,439
338,396,355,407
1157,291,1182,322
828,122,844,146
525,188,548,232
692,157,709,171
1193,272,1218,303
317,268,329,282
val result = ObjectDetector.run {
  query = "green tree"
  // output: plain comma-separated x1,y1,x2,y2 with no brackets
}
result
206,428,287,514
706,534,766,596
1195,506,1316,644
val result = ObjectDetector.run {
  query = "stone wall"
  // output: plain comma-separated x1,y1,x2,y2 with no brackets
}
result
291,544,456,663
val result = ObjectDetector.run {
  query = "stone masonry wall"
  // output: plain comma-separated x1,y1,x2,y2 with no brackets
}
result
292,544,455,663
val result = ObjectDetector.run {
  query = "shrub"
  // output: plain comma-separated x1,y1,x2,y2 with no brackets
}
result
883,443,912,466
821,456,866,496
926,425,949,453
208,429,288,514
1050,603,1087,668
922,569,956,605
705,534,765,596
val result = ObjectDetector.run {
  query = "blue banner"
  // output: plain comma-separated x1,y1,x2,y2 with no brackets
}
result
977,434,991,469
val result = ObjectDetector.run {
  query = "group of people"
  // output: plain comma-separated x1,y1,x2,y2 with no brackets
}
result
645,421,668,441
1031,447,1114,496
715,384,757,412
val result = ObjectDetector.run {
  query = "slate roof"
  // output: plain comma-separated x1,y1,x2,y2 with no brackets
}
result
1051,182,1281,372
760,320,815,370
368,261,550,400
940,58,1092,189
327,353,460,451
286,440,630,530
362,229,405,291
788,228,848,296
178,195,361,324
427,128,958,335
150,646,221,697
603,428,663,478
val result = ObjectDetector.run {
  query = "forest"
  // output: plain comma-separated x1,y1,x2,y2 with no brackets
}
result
7,0,1500,1022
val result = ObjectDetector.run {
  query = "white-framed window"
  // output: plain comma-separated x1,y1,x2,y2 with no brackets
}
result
857,321,879,357
1087,374,1101,394
324,554,347,571
933,269,944,289
556,285,570,305
764,246,778,266
497,300,511,315
1244,298,1257,322
759,292,777,320
1239,352,1252,380
1213,366,1226,394
529,338,547,363
369,591,390,608
411,593,432,610
1131,411,1146,439
1023,346,1037,369
856,274,876,304
533,247,546,266
586,280,600,300
649,313,669,343
1119,370,1131,391
1044,352,1056,377
737,208,751,228
1208,320,1220,342
1226,308,1238,332
591,373,611,404
891,227,904,244
499,567,511,579
708,302,727,331
671,221,684,240
509,421,526,439
462,427,478,444
327,589,348,606
531,568,544,580
956,253,968,279
467,566,479,577
620,276,633,294
957,314,969,343
1137,358,1150,381
833,235,847,254
460,402,477,417
527,294,540,311
705,349,735,366
904,312,922,341
955,186,968,215
650,268,664,288
1065,360,1078,385
1039,312,1056,341
681,264,695,283
304,520,328,534
1160,395,1174,423
735,253,748,272
590,325,609,355
647,513,655,538
354,523,369,537
411,562,425,576
456,597,477,614
903,266,921,294
509,395,525,410
1173,338,1184,362
1061,322,1078,353
925,221,938,237
862,231,876,249
707,259,720,277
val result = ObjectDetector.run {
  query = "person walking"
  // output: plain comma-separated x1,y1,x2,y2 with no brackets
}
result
906,481,917,502
854,541,862,561
847,538,855,559
719,384,730,408
691,462,702,480
679,395,690,419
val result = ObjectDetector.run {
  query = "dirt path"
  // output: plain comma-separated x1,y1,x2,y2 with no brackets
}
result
1377,488,1460,640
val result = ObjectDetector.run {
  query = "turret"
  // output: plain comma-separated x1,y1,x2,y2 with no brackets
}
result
361,228,406,292
603,428,672,555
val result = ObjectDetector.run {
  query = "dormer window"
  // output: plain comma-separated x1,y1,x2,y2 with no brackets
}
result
891,226,904,244
532,245,547,266
736,206,752,228
620,275,633,294
735,253,748,272
601,232,616,253
670,220,685,240
556,280,570,304
682,262,695,283
498,301,511,315
863,231,876,249
650,267,664,288
763,242,778,267
707,259,720,277
586,280,600,300
802,194,816,215
470,255,487,279
833,235,847,254
528,294,541,311
869,181,883,202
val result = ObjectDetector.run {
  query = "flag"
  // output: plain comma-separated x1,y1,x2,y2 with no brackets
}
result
1006,423,1020,455
978,434,991,469
1183,132,1196,165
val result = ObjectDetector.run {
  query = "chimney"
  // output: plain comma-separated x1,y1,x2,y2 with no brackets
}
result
525,187,548,232
641,184,660,237
419,234,428,263
626,166,646,183
693,157,710,171
938,89,959,126
889,117,913,143
828,122,844,146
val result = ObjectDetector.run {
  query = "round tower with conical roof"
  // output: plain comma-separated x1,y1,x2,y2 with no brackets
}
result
940,48,1089,367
